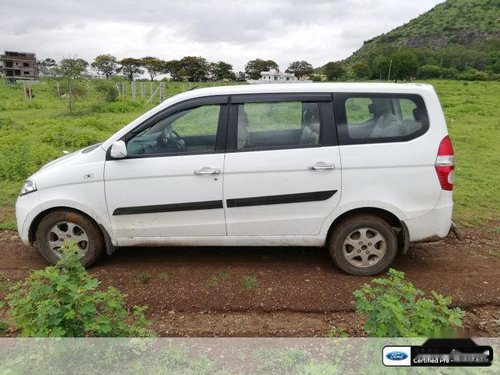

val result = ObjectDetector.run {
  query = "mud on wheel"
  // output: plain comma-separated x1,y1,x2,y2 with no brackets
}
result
35,210,104,267
329,214,398,276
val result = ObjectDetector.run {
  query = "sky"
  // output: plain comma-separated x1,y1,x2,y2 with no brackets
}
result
1,0,444,72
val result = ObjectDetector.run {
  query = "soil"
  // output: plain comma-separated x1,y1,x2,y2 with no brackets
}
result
1,223,499,337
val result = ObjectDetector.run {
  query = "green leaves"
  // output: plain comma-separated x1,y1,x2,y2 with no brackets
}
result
7,243,154,337
353,268,465,337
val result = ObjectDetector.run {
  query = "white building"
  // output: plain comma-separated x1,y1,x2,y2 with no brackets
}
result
247,68,311,84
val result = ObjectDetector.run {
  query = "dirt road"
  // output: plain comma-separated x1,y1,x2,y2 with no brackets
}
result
1,223,499,337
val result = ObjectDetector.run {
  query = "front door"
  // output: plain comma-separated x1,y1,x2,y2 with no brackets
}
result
104,97,228,243
223,94,342,236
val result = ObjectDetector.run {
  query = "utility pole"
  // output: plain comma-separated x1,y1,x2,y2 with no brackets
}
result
387,59,393,82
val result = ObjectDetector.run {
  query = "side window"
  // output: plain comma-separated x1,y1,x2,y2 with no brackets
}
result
236,101,321,149
339,95,428,143
127,105,220,156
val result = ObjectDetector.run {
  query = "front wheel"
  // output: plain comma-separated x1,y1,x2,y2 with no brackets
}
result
36,210,104,267
329,214,398,276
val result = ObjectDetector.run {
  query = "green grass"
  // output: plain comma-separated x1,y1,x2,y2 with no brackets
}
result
326,326,349,338
488,250,500,258
0,276,10,292
134,272,152,284
0,79,499,230
432,80,500,226
157,273,170,282
205,271,230,288
241,275,259,289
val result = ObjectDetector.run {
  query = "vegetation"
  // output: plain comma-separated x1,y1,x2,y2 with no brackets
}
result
135,272,153,284
241,275,259,290
326,327,348,338
158,272,170,282
91,54,119,80
205,271,230,288
324,0,500,81
245,58,279,80
285,60,314,78
353,269,464,337
6,243,154,337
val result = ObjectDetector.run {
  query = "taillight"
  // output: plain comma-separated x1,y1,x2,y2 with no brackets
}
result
435,135,455,191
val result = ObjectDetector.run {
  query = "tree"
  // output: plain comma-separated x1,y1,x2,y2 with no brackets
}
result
245,59,278,80
235,71,246,82
55,58,89,111
285,60,313,78
209,61,235,81
91,54,118,79
119,58,144,81
391,49,419,81
351,61,371,80
174,56,209,82
416,65,442,79
36,58,57,77
323,61,345,81
141,56,165,81
163,60,181,80
372,56,391,80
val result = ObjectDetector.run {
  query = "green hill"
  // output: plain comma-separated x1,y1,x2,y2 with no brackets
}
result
324,0,500,81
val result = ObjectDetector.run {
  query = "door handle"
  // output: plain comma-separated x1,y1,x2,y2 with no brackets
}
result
308,162,335,171
194,167,221,175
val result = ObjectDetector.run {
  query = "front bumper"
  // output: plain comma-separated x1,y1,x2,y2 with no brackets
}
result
15,191,41,245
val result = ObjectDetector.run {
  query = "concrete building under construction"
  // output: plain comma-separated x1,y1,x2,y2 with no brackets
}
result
1,51,38,82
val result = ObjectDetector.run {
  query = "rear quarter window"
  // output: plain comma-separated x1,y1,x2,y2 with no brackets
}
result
334,94,429,145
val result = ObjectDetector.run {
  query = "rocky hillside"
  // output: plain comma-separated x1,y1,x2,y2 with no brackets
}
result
322,0,500,81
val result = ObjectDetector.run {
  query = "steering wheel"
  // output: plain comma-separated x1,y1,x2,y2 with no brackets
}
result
162,126,187,152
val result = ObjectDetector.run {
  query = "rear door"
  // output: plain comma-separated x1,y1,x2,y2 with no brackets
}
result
223,93,342,236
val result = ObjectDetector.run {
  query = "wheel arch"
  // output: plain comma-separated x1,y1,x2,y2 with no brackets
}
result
326,207,408,253
28,206,115,255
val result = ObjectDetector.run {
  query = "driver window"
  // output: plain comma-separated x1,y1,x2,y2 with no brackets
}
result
127,105,220,156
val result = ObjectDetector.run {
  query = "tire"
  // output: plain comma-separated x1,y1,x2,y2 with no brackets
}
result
35,210,104,267
329,214,398,276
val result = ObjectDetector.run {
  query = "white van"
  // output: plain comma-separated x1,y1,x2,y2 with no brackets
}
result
16,83,455,275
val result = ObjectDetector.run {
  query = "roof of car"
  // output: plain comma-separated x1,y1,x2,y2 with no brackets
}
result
168,82,434,102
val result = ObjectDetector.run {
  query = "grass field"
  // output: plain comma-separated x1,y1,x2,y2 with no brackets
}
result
0,79,499,230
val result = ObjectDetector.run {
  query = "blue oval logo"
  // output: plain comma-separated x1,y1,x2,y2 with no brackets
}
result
386,351,408,361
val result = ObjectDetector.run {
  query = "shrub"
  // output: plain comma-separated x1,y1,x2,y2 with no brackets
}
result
417,64,442,79
353,269,464,337
6,243,154,337
95,81,119,102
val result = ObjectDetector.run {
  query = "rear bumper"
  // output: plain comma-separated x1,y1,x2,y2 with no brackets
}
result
403,192,453,242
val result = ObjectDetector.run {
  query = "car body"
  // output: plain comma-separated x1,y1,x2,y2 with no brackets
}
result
16,83,455,275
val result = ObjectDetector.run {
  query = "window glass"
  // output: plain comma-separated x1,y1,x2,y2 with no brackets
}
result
342,96,427,141
127,105,220,156
237,101,321,149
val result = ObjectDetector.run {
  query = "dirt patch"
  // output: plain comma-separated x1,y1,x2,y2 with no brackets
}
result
1,223,499,337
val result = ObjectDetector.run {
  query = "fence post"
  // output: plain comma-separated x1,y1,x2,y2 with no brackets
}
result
159,83,165,102
131,82,136,101
150,82,154,97
141,82,145,100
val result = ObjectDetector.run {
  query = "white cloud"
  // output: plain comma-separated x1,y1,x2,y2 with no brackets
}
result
1,0,444,71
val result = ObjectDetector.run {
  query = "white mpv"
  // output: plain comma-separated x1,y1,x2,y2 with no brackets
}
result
16,83,455,275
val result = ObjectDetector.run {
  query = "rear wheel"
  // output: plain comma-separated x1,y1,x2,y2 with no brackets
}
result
329,214,398,276
36,210,104,267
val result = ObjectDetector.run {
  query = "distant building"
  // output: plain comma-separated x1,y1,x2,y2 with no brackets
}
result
247,68,312,84
1,51,38,82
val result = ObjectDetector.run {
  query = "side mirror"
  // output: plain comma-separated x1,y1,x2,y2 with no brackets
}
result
110,140,127,159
